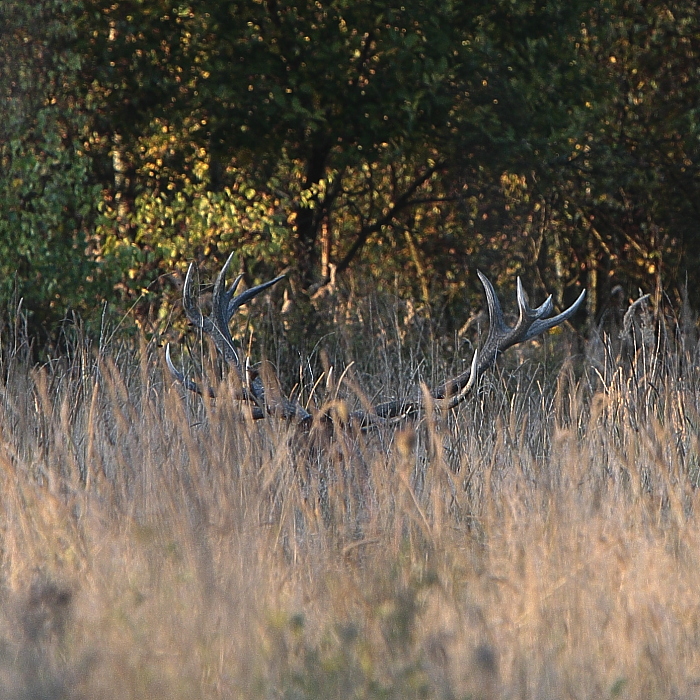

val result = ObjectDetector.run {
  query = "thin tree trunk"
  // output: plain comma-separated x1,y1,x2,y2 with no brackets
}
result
294,143,330,289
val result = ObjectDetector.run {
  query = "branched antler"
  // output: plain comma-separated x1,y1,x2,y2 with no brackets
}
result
166,252,310,423
167,254,585,428
359,272,585,425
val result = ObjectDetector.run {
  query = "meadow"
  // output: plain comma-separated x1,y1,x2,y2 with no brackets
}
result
0,287,699,700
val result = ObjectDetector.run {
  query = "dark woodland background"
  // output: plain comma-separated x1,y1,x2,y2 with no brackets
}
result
2,0,698,346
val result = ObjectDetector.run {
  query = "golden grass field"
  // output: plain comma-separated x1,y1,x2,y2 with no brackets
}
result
0,294,699,699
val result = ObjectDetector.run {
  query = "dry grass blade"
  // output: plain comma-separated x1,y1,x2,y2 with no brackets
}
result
0,291,698,699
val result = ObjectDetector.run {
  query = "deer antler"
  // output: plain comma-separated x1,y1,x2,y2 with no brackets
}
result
167,254,585,427
166,252,310,423
363,272,585,425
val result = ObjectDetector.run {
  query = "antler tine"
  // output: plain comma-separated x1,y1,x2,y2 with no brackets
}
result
227,272,244,298
210,255,242,368
165,342,188,387
442,348,479,411
473,271,508,367
227,274,286,320
183,262,213,333
523,288,586,341
478,270,509,337
209,254,284,367
212,252,241,321
528,287,555,321
226,273,245,314
502,277,544,348
165,343,216,398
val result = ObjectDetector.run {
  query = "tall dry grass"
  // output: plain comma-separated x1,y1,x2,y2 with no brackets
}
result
0,294,699,699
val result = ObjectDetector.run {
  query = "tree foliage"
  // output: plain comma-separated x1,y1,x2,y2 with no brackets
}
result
1,0,699,339
0,0,115,338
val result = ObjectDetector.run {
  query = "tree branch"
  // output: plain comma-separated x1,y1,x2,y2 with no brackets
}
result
335,161,445,273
